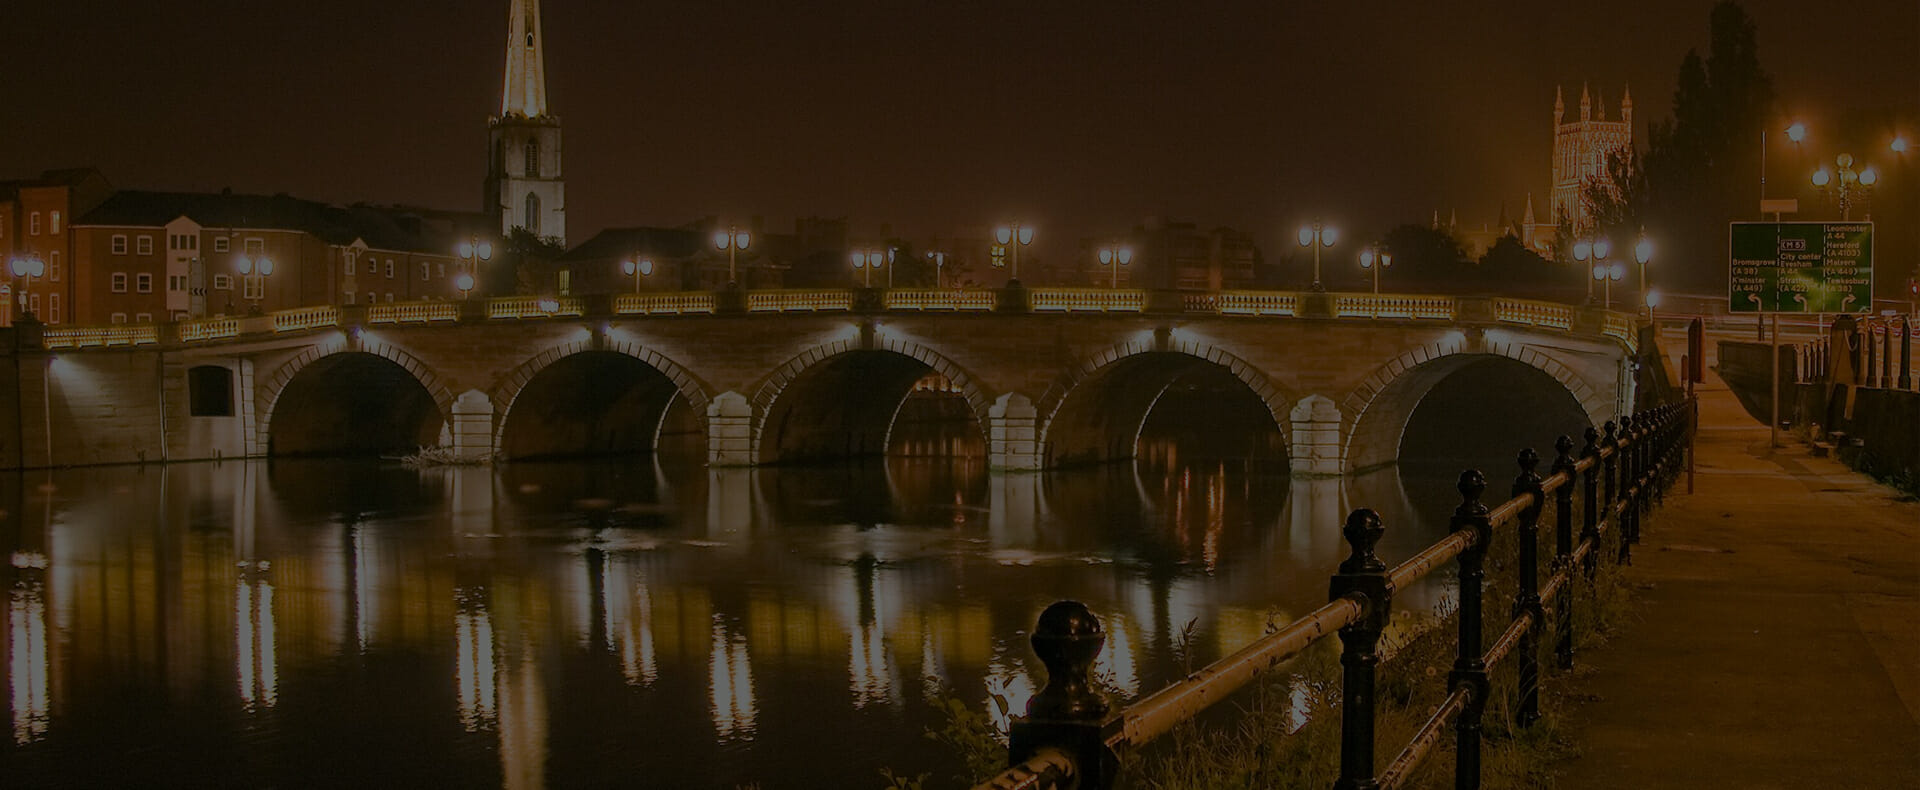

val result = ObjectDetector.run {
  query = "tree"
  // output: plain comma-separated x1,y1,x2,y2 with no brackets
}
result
502,226,566,294
1381,224,1471,290
1586,1,1773,294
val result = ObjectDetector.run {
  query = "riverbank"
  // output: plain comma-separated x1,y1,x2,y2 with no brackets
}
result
1549,380,1920,787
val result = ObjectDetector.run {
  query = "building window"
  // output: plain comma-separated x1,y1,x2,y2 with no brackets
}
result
243,276,263,300
525,138,539,177
421,262,430,280
188,366,234,416
525,193,542,234
213,274,233,290
344,255,355,276
112,234,128,254
384,260,394,278
135,312,151,323
29,212,40,235
47,294,58,323
136,273,153,293
384,292,394,302
111,273,129,293
244,238,264,255
49,253,60,281
436,262,445,277
366,292,375,305
344,291,356,305
368,259,377,274
28,294,39,314
136,236,153,255
111,312,127,325
169,233,196,251
558,268,570,295
168,275,186,292
214,236,229,253
49,211,60,234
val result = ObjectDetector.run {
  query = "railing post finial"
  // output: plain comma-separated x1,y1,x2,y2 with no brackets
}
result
1009,600,1116,788
1339,507,1387,574
1330,508,1393,790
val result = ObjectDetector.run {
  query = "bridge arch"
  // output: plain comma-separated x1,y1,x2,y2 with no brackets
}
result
490,337,713,460
1036,338,1294,468
1341,336,1607,473
257,335,455,457
750,334,994,464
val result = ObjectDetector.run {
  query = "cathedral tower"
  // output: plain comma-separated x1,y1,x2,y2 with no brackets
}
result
486,0,565,244
1549,82,1633,235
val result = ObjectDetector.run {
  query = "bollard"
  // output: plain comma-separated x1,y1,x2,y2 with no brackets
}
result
1551,435,1578,670
1329,509,1393,790
1450,470,1492,790
1580,427,1601,579
1008,600,1116,788
1510,449,1545,728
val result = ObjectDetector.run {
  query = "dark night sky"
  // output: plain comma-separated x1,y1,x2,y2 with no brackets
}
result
5,1,1915,260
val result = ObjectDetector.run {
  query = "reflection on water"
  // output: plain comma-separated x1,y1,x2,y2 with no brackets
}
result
0,448,1481,788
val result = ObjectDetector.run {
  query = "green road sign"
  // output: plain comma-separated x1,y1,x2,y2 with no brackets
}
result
1729,222,1873,313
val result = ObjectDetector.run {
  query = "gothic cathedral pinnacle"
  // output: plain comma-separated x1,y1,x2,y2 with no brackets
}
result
501,0,549,118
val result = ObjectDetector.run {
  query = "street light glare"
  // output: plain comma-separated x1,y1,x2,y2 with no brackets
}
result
1858,167,1877,187
1572,240,1591,261
1647,289,1663,309
237,256,253,275
1099,249,1112,264
995,226,1013,245
622,259,636,275
638,259,653,276
1785,122,1807,143
458,241,475,258
1297,226,1314,247
1812,168,1831,186
1117,247,1132,265
1359,249,1375,268
477,242,493,260
850,251,865,267
455,273,475,291
1592,237,1611,259
1635,237,1653,265
737,232,751,250
1320,227,1339,247
1018,226,1034,245
1895,137,1911,154
259,258,274,276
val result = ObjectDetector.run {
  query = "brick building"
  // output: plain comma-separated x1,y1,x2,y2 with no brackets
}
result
0,168,115,325
72,191,480,323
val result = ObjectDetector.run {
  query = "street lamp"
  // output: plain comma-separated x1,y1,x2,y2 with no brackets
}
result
1096,244,1132,289
1634,235,1654,318
850,247,890,288
620,256,655,293
8,255,45,322
1894,136,1910,155
1592,259,1624,309
1811,152,1880,220
924,250,948,288
1358,244,1392,294
457,238,493,298
235,254,275,313
993,223,1034,283
1572,237,1608,303
1296,219,1338,291
714,226,751,287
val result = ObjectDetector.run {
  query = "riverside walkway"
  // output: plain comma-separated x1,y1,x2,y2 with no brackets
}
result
1553,379,1920,787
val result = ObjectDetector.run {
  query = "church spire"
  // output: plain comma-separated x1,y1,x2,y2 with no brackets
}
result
501,0,549,117
1579,82,1591,121
1554,85,1564,126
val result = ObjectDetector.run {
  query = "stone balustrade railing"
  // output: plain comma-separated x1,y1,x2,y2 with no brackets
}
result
9,289,1645,351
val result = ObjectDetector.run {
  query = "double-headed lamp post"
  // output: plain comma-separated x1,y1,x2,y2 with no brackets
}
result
714,226,751,287
1572,236,1611,304
1634,235,1655,318
994,223,1034,283
235,254,275,313
8,255,45,322
1811,153,1879,220
1358,244,1392,294
456,238,492,300
1096,245,1133,289
850,247,891,288
1592,255,1624,309
1297,219,1338,292
924,250,948,288
621,256,654,293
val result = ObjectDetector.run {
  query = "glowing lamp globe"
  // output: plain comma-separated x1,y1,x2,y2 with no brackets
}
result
1572,240,1591,261
1116,247,1132,265
1634,237,1653,265
995,226,1013,245
1858,167,1877,187
1297,226,1314,247
1592,238,1611,260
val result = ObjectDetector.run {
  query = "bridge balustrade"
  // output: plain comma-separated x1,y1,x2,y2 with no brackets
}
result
1214,290,1300,316
488,296,584,319
883,288,997,312
1493,298,1573,331
747,289,854,313
178,317,241,343
1335,294,1455,320
1028,288,1146,313
273,305,341,332
368,303,458,324
972,401,1696,790
40,324,161,349
614,292,718,315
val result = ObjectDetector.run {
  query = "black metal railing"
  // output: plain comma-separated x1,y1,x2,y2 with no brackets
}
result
1799,314,1915,392
972,399,1696,790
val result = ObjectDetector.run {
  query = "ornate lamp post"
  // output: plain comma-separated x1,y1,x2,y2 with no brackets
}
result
1811,153,1879,220
235,254,275,313
1592,258,1624,309
1634,235,1654,318
993,222,1034,283
924,250,948,288
714,226,751,287
1296,219,1339,292
850,247,890,288
8,255,45,322
621,256,654,293
1096,244,1132,289
1358,244,1392,294
456,238,493,298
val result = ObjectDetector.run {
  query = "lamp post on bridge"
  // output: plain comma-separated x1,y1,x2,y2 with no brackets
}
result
620,256,654,293
235,254,274,314
1573,236,1611,305
994,222,1034,284
1634,234,1654,320
850,247,891,288
8,255,45,322
1592,257,1623,310
1096,244,1132,289
456,237,493,300
1811,153,1879,221
714,225,751,287
925,250,948,288
1297,218,1338,292
1358,244,1391,294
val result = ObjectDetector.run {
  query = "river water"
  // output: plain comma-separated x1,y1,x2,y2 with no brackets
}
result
0,446,1494,789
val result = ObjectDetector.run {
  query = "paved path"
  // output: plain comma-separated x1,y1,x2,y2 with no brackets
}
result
1553,379,1920,788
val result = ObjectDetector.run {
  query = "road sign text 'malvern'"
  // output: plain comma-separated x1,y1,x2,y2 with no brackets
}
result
1729,222,1873,313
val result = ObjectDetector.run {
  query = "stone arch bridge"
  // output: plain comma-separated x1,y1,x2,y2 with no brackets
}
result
3,288,1642,474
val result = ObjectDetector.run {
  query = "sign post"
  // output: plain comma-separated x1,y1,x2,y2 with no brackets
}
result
1729,221,1875,448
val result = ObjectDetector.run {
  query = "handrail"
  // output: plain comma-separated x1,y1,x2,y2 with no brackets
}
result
972,399,1698,790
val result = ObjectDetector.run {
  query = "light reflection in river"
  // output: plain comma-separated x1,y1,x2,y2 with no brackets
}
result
0,450,1481,788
